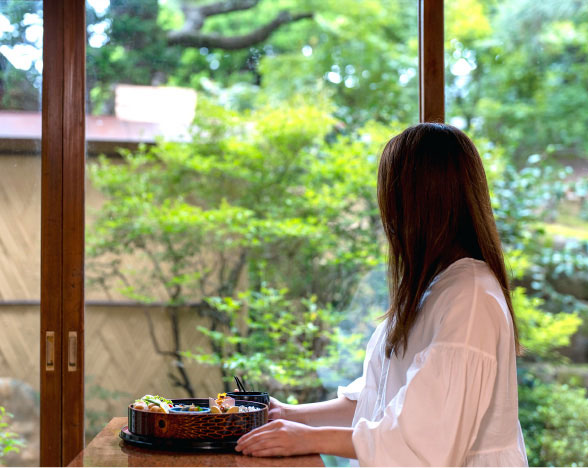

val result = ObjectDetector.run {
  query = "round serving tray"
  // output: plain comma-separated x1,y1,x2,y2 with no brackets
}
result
126,398,268,443
120,425,238,452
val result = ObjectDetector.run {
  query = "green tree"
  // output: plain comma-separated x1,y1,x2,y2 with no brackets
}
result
86,0,315,113
446,0,588,164
185,287,369,403
0,1,42,110
86,96,389,396
84,0,419,125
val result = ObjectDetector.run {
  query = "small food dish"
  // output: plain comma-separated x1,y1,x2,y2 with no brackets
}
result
226,391,270,406
209,393,239,413
206,393,263,413
169,406,211,414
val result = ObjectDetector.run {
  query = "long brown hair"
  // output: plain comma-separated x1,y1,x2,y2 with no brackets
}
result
377,123,520,358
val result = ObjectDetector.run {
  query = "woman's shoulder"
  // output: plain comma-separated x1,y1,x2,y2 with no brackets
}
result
425,258,513,352
432,257,505,306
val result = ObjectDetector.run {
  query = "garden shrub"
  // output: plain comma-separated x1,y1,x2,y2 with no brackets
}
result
519,377,588,467
0,407,23,465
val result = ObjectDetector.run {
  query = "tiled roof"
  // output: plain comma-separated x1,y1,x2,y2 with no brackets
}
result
0,111,168,155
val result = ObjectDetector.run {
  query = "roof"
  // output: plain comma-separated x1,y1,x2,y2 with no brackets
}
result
1,85,197,155
0,110,183,156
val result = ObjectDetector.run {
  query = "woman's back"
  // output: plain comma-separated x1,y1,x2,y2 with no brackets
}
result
341,258,528,466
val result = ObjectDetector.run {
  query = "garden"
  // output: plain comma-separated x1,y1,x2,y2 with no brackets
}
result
1,0,588,466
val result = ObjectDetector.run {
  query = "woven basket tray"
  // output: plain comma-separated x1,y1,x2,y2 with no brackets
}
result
127,398,268,441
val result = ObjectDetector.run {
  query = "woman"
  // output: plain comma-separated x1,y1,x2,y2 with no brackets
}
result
236,123,528,466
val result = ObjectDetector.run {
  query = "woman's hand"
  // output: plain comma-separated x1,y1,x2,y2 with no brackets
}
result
235,419,316,457
268,396,288,420
231,390,289,420
236,421,357,459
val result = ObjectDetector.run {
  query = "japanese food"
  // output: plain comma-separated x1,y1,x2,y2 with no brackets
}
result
133,394,206,414
134,395,173,413
132,393,259,414
209,393,239,414
208,393,259,413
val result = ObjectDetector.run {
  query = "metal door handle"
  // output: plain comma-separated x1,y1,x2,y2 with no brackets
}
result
46,331,55,371
68,331,77,371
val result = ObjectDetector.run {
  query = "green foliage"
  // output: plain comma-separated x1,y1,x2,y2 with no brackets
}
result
447,0,588,164
87,96,386,302
490,159,570,250
519,377,588,467
80,1,588,465
513,287,581,361
0,407,23,465
184,287,366,402
87,97,387,392
0,2,42,110
256,0,418,125
85,0,420,124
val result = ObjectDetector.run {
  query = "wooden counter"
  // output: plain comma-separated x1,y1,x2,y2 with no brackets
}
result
68,417,325,467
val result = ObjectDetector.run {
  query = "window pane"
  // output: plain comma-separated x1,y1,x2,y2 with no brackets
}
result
0,1,42,466
84,0,417,452
445,2,588,466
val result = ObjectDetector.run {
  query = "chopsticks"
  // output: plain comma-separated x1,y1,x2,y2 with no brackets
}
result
234,376,247,392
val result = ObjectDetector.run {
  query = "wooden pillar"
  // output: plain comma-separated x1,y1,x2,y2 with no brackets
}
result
61,0,86,464
419,0,444,123
41,1,64,464
41,0,85,465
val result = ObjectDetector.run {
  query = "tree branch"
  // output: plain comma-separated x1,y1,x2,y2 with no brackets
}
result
221,249,248,296
142,247,175,301
144,309,176,357
175,0,261,42
168,10,313,50
167,306,196,397
199,0,260,18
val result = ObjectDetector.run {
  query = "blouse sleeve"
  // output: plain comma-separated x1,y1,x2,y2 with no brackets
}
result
338,322,386,401
352,343,497,466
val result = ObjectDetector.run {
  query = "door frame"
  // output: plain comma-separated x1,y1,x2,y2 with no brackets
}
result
40,0,85,465
38,0,443,465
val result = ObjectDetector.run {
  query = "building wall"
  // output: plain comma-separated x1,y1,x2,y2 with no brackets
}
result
0,155,41,301
0,155,223,457
0,303,223,427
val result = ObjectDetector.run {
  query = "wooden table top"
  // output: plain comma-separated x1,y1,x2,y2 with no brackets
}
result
68,417,325,467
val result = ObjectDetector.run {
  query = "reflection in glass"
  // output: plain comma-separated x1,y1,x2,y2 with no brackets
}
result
84,0,419,449
445,2,588,466
0,1,42,466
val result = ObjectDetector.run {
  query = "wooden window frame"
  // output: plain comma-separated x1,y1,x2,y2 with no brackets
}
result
419,0,445,123
41,0,85,466
38,0,443,465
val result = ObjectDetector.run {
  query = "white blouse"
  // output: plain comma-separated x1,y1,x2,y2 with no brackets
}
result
338,258,528,467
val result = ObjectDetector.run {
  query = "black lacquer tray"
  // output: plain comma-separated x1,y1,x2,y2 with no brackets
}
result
120,425,238,452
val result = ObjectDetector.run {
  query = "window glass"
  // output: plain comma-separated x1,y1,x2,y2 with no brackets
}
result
0,1,42,466
446,2,588,466
84,0,417,455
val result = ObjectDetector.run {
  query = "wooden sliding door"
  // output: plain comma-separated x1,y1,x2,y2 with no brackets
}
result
41,0,85,465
